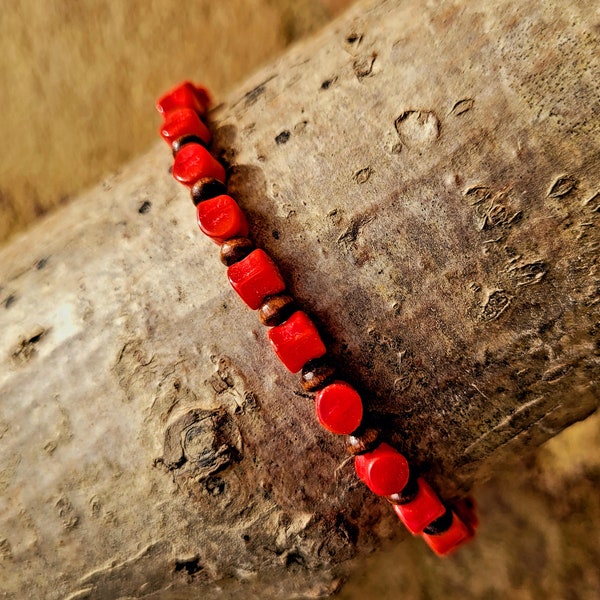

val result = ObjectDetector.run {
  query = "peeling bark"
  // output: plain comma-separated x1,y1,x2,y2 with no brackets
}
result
0,0,599,598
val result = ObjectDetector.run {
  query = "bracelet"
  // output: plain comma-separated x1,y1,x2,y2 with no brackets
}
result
156,81,478,556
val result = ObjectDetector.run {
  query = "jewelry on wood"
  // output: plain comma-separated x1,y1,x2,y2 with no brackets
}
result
156,81,477,556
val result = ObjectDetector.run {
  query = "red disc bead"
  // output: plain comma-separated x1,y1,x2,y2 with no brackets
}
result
156,81,211,117
421,511,473,556
315,381,363,435
354,442,410,496
197,195,249,244
160,108,211,146
267,311,326,373
172,143,226,186
227,249,286,310
392,478,446,534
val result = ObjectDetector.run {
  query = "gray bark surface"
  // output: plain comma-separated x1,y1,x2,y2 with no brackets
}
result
0,0,598,598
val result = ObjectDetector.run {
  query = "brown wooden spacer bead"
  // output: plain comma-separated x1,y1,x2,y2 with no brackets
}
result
191,177,227,206
345,426,380,455
385,470,420,505
172,134,208,157
422,507,453,535
300,356,336,393
258,294,296,327
219,237,255,266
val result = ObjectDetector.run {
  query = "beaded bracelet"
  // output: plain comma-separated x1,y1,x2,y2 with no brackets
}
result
156,81,478,556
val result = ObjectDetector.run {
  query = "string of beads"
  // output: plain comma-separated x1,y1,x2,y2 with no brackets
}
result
156,81,478,556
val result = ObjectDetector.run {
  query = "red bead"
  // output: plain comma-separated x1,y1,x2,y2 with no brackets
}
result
315,381,363,434
354,442,410,496
197,195,249,244
156,81,211,117
453,496,479,534
421,511,473,556
160,108,211,146
227,249,286,310
172,143,226,186
267,311,326,373
392,478,446,534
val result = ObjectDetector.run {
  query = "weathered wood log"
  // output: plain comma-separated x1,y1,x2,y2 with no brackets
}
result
1,0,598,597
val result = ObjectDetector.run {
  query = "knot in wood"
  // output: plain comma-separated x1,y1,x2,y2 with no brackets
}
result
162,408,241,481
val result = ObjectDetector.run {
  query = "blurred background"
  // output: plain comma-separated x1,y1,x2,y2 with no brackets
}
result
0,0,349,243
1,1,598,597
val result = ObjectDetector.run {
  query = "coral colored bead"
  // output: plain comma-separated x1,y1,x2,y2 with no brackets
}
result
392,478,446,534
197,195,249,244
227,249,286,310
315,381,363,435
354,442,410,496
267,311,326,373
421,511,473,556
159,108,211,146
156,81,210,117
172,143,226,186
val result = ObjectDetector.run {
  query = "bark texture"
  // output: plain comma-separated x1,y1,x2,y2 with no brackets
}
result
1,0,599,598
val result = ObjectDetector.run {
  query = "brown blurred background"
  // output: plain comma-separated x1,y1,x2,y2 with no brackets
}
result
0,0,350,243
1,1,598,598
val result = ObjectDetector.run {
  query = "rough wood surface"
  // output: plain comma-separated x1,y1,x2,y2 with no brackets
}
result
1,0,599,598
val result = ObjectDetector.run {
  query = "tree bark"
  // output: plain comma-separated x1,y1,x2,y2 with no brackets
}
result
1,0,598,598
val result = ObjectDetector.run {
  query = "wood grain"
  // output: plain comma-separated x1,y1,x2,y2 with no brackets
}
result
0,0,598,598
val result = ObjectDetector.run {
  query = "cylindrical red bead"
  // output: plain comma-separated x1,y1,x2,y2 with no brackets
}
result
315,381,363,435
160,108,211,146
453,496,479,534
197,195,249,244
156,81,210,117
392,477,446,534
227,249,286,310
421,511,473,556
354,442,410,496
172,143,226,186
267,311,326,373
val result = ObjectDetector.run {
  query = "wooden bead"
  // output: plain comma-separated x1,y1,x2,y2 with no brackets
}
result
172,135,208,157
191,177,227,205
422,507,453,535
300,356,336,392
386,471,419,505
421,511,473,556
392,477,446,534
219,237,254,266
345,426,380,455
258,294,296,327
